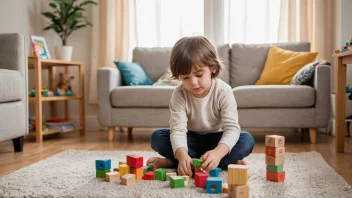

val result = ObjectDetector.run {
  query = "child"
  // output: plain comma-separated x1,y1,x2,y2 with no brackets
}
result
147,36,255,176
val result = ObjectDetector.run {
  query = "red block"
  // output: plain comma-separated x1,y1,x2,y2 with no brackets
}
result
142,171,154,180
266,171,285,182
195,172,209,188
127,154,143,168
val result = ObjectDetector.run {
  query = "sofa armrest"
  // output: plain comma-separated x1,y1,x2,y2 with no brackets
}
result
0,33,28,135
97,67,123,126
314,64,331,127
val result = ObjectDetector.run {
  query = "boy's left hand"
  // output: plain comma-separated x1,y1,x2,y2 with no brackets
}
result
200,150,222,172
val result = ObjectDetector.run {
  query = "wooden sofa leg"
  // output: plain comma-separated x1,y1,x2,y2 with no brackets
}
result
309,128,317,144
118,127,124,133
108,127,115,141
128,127,133,138
12,136,24,152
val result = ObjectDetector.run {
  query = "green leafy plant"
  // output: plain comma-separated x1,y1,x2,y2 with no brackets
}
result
42,0,98,46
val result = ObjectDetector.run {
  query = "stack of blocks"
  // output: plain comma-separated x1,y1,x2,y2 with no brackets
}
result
95,159,111,178
227,164,249,198
265,135,286,182
127,154,144,180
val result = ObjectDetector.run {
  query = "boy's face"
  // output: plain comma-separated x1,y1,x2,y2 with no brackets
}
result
179,64,215,98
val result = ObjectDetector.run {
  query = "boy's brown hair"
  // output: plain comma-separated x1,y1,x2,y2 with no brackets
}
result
170,36,223,79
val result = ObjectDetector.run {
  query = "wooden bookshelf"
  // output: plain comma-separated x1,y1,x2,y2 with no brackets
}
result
28,58,85,142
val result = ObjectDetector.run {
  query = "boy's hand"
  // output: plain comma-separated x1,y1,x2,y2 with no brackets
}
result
175,148,193,176
200,150,222,172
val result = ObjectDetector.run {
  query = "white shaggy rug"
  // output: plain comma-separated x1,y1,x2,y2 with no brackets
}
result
0,150,351,198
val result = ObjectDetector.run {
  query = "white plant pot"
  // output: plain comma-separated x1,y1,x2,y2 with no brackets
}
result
55,46,73,61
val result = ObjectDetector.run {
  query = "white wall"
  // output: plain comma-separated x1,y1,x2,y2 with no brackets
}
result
0,0,100,130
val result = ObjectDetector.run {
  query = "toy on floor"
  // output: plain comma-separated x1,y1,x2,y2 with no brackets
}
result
265,135,286,182
95,159,111,178
227,164,249,198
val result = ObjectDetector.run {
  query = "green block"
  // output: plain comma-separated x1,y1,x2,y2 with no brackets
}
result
96,169,110,178
170,176,184,188
147,163,154,171
267,165,284,173
154,168,167,181
143,167,148,174
192,158,203,167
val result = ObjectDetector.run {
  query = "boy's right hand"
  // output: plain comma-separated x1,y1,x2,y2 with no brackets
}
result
175,148,193,176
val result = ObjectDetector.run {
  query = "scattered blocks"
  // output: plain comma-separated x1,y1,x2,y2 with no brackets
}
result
119,164,130,177
209,167,222,177
227,165,248,185
154,168,167,181
265,135,285,147
222,183,228,193
228,184,249,198
267,164,284,173
147,164,154,171
206,177,222,194
265,146,285,157
130,167,144,180
127,154,143,168
193,158,203,167
182,175,189,183
121,174,136,186
119,161,126,165
169,176,185,188
266,171,285,182
106,171,120,182
195,172,209,188
96,159,111,170
113,167,119,172
142,171,154,180
96,169,110,178
166,172,177,181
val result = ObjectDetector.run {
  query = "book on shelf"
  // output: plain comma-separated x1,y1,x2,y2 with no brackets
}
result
44,118,75,132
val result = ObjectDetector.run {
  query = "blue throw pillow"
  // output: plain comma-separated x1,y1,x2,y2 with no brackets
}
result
114,61,153,86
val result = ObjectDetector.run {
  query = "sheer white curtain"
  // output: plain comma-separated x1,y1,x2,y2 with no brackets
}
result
223,0,281,45
135,0,204,47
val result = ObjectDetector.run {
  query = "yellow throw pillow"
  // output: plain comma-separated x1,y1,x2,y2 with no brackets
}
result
256,45,318,85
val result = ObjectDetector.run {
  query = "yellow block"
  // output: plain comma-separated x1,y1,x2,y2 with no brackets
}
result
119,164,130,177
228,164,248,185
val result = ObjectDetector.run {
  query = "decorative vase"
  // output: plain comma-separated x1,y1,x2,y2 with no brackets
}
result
55,46,73,61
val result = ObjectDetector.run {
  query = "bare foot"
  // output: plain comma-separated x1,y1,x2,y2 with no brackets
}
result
146,157,174,169
236,160,247,166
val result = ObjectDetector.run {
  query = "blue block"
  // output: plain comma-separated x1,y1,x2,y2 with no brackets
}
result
206,177,222,194
209,167,222,177
95,159,111,170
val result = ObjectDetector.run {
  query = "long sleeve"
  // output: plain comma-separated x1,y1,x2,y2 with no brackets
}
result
169,90,188,155
218,88,241,152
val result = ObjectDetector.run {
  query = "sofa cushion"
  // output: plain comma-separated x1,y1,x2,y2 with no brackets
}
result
111,86,175,107
231,42,311,87
114,61,153,85
233,85,315,108
132,45,231,84
0,69,22,103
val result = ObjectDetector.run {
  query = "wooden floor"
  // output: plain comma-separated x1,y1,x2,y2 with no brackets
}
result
0,129,352,185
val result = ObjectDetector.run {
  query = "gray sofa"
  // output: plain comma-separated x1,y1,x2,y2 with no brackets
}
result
98,42,330,144
0,33,28,152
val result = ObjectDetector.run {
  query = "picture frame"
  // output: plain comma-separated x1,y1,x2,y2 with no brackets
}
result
30,35,51,59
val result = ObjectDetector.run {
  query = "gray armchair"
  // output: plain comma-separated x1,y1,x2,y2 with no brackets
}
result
0,33,28,152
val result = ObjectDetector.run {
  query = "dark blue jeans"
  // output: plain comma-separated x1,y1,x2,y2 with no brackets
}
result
150,129,255,170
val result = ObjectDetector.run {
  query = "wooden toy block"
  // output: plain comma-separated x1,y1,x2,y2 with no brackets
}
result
113,167,119,172
95,159,111,170
182,175,190,183
96,169,110,178
195,172,209,188
266,171,285,182
147,163,154,171
265,156,284,166
166,172,177,181
143,166,148,174
222,183,228,193
119,164,130,177
195,166,201,173
169,176,185,188
184,181,189,185
228,184,249,198
127,154,143,168
142,171,154,180
209,167,222,177
228,164,248,185
106,171,120,182
206,177,223,194
154,168,167,181
265,146,285,157
121,174,136,186
267,164,284,173
265,135,285,147
192,158,203,167
119,161,126,165
130,167,144,180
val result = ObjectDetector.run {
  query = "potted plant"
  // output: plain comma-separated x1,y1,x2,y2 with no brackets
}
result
42,0,97,61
